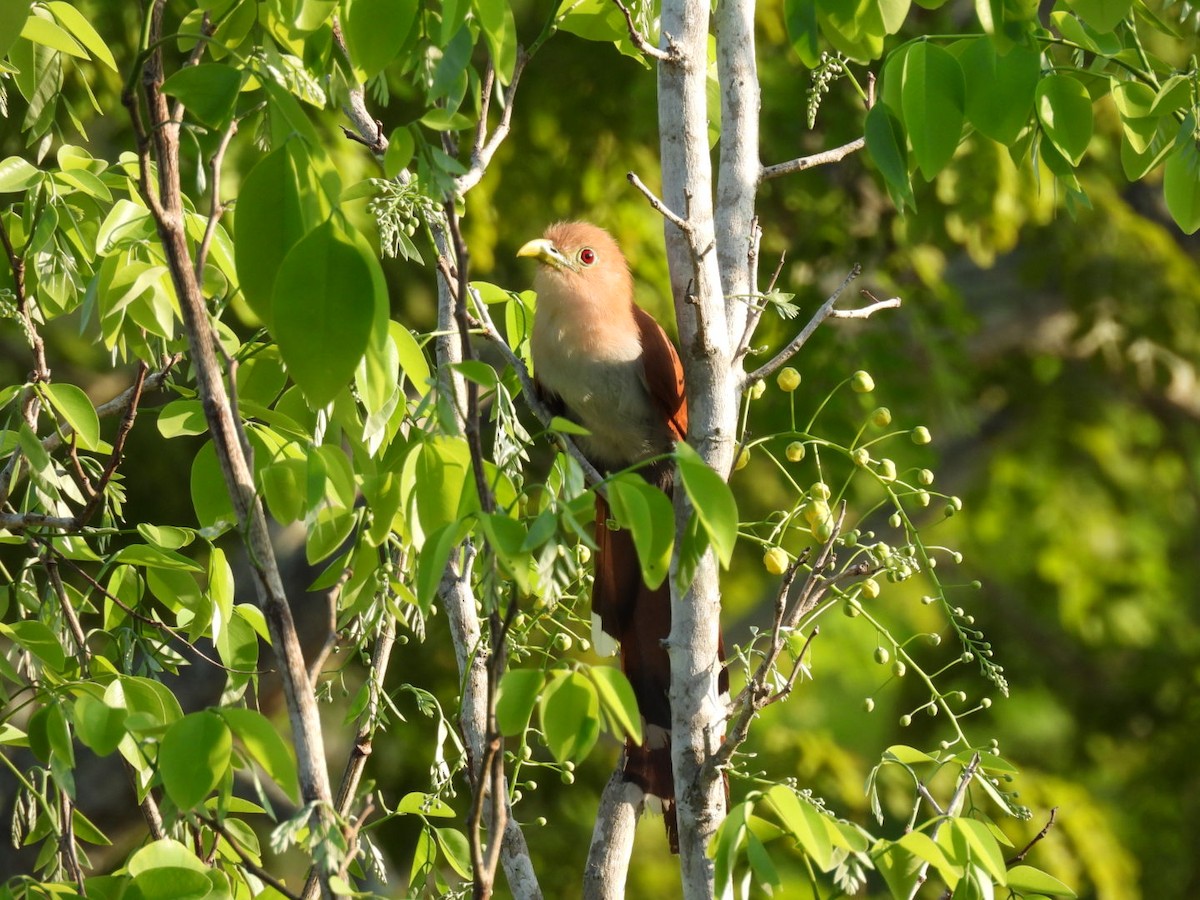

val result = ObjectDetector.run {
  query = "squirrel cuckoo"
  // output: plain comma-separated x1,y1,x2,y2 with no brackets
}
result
518,222,724,852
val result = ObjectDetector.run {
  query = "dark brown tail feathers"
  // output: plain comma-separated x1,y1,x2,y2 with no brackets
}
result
591,491,727,853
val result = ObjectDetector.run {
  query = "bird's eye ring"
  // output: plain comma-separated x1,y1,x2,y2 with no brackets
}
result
579,247,597,266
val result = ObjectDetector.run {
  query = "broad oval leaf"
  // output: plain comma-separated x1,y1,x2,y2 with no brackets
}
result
901,42,965,180
496,668,546,734
0,1,31,61
218,707,300,803
161,63,243,130
538,670,600,764
158,711,232,810
865,102,914,210
272,218,385,408
1066,0,1132,33
588,664,642,744
42,382,100,450
234,142,320,325
1164,140,1200,235
45,1,117,70
397,791,456,817
343,0,417,80
961,38,1039,144
675,442,738,568
0,156,40,192
606,472,674,589
1036,73,1094,166
1006,865,1077,897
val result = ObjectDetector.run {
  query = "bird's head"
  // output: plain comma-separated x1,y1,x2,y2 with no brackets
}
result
517,222,633,310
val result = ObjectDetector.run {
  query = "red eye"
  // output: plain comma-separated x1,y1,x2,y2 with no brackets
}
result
579,247,596,266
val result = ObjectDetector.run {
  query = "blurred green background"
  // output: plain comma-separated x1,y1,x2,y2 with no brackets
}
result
3,1,1198,897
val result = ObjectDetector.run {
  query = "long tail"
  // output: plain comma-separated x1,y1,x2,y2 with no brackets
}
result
592,493,726,853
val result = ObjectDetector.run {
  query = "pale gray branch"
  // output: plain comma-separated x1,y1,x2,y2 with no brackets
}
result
760,136,866,183
582,772,641,900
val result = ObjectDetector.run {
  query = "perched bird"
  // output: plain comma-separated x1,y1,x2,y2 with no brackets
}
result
518,222,722,852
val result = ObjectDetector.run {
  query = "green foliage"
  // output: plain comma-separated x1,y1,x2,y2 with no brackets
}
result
0,0,1194,897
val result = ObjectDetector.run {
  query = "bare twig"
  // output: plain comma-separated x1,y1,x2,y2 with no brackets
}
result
743,265,861,387
736,248,786,361
1006,807,1058,866
612,0,677,62
76,360,149,528
760,136,866,182
58,790,85,893
627,171,692,236
212,819,303,900
195,118,239,280
906,754,982,900
126,14,335,888
831,290,902,320
45,556,89,676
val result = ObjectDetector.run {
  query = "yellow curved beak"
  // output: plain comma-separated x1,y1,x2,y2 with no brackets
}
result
517,238,571,270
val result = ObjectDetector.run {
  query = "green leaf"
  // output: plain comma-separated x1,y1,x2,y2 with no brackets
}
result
587,665,642,744
383,126,415,179
0,156,41,192
42,382,100,450
397,791,457,817
865,102,914,210
960,38,1039,144
941,817,1007,884
765,785,834,870
474,0,518,82
1035,73,1094,166
218,707,300,803
1066,0,1132,32
234,142,322,325
113,544,203,571
414,436,475,535
292,0,337,31
434,827,472,879
158,711,232,810
675,442,738,567
342,0,417,80
1006,865,1077,896
262,458,306,524
496,668,545,736
161,63,243,130
46,1,117,70
73,693,127,757
21,13,86,58
897,830,953,870
0,621,66,670
0,1,31,61
901,42,965,180
884,744,937,765
1163,140,1200,234
478,512,532,592
306,506,356,564
539,670,600,764
606,472,675,589
273,218,384,407
415,522,462,614
128,839,211,900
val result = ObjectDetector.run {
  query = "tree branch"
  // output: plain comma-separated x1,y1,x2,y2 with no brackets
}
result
126,7,334,895
742,265,861,387
582,771,640,900
760,136,866,182
612,0,677,62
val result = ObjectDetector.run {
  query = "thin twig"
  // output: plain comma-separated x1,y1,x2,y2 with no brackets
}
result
308,568,351,688
627,171,691,235
737,248,786,361
45,557,89,676
760,137,866,182
743,265,861,387
76,361,149,528
906,754,982,900
195,118,239,280
58,790,85,893
612,0,676,61
212,820,303,900
830,292,902,320
1006,807,1058,866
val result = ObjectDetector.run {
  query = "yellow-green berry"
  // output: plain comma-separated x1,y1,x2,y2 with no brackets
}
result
862,577,880,599
777,367,801,392
851,370,875,393
734,447,750,470
863,697,875,713
810,481,831,501
852,447,870,467
874,646,890,665
879,458,897,481
749,379,766,399
892,660,907,678
786,441,806,462
763,547,789,576
912,426,932,445
871,407,892,427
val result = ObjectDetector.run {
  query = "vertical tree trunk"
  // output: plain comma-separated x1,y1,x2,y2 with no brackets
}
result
657,2,737,897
